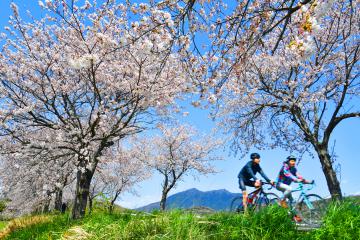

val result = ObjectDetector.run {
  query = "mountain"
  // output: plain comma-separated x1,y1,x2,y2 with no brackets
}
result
136,188,240,211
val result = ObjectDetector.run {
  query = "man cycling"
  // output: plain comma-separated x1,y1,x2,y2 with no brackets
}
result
238,153,274,212
276,155,313,222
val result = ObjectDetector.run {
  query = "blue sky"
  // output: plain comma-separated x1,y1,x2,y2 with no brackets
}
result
0,1,359,209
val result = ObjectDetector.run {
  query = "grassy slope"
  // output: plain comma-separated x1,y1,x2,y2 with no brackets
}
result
1,198,359,240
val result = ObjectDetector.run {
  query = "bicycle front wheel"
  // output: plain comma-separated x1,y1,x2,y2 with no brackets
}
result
230,197,244,213
265,192,280,206
296,194,327,225
255,192,279,211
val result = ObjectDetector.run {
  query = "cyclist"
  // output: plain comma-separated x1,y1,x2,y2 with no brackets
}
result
238,153,274,212
276,155,313,222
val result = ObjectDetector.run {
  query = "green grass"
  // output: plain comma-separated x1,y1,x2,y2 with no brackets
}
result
0,221,8,231
311,200,360,240
2,200,359,240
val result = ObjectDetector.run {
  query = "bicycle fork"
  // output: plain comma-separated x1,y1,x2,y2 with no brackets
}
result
301,193,315,210
289,193,315,216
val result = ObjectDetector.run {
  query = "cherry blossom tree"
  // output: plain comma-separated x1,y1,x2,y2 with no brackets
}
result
0,1,188,218
97,145,150,213
87,144,149,214
133,124,222,210
212,0,359,200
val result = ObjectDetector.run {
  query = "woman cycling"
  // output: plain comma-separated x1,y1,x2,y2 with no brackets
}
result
276,155,312,222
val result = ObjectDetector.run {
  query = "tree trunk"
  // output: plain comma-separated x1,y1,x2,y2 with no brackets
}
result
316,146,342,201
109,191,121,214
109,201,115,214
109,196,118,214
54,188,63,212
88,196,93,214
42,200,50,213
160,190,168,211
71,168,94,219
159,172,178,211
42,192,51,213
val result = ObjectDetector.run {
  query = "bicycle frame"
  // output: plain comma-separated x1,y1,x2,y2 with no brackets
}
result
230,181,278,213
290,182,316,210
248,182,274,205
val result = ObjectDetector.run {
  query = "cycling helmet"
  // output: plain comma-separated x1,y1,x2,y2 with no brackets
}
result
250,153,260,160
286,155,297,161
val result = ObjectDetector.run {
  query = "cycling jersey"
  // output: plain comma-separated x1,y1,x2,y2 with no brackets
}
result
238,161,271,182
277,162,302,185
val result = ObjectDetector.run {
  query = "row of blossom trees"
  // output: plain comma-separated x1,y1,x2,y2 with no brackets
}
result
0,0,192,219
0,0,224,218
0,0,358,219
0,123,220,215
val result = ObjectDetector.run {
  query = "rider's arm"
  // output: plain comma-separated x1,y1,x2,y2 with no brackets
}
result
295,171,303,180
283,164,299,181
259,168,271,183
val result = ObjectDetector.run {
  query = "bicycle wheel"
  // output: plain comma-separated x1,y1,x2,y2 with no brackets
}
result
265,192,280,205
255,192,279,211
296,194,327,225
230,197,244,213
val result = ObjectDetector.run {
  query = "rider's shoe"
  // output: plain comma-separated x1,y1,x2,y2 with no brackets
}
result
293,215,302,223
279,199,288,208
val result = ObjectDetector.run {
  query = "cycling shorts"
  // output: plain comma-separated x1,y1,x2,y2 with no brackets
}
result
238,176,255,191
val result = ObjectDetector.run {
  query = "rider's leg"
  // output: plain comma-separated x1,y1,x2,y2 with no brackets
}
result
276,183,292,208
243,180,257,211
242,191,248,212
253,179,261,188
239,178,248,211
276,183,301,222
244,179,257,189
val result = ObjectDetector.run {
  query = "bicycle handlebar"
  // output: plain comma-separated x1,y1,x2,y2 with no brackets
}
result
259,181,275,190
294,180,315,191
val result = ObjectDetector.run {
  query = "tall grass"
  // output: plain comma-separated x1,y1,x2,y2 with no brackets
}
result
311,200,360,240
0,215,54,239
2,200,359,240
3,207,301,240
1,213,73,240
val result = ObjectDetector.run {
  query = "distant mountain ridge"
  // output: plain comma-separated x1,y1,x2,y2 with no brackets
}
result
136,188,240,211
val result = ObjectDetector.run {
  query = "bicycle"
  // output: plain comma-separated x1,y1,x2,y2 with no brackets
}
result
286,181,327,225
230,181,279,213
